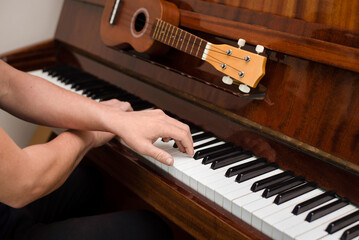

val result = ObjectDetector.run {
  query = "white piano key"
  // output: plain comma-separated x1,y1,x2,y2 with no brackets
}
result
271,197,338,240
256,189,322,234
217,169,283,208
230,169,283,218
283,204,357,240
192,156,257,196
31,68,359,240
295,208,358,240
201,157,259,201
320,220,359,240
170,141,225,183
29,70,89,98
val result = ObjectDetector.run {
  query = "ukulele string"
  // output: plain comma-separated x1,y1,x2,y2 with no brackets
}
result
111,12,248,72
114,12,247,61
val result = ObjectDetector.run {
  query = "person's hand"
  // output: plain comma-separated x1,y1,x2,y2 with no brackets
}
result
82,100,134,148
109,109,194,166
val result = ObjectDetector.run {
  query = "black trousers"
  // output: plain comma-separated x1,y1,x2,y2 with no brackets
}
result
4,165,172,240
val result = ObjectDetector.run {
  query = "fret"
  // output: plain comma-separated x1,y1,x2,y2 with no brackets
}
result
151,19,208,59
196,39,203,57
153,20,161,41
175,30,182,49
190,37,196,55
154,20,164,41
160,23,168,43
171,28,178,47
185,35,191,53
164,24,172,45
169,25,175,46
180,31,186,51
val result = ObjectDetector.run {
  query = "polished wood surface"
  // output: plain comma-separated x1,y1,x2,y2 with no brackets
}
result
56,0,359,170
3,0,358,239
100,0,180,54
100,0,267,88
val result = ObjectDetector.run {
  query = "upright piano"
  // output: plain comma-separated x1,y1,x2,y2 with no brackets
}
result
2,0,359,239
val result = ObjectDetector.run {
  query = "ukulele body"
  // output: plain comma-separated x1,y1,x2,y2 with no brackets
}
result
101,0,180,54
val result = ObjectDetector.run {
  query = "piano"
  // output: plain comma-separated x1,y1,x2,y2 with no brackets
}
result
1,0,358,239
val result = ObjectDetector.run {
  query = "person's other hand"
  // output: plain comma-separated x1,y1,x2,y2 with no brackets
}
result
110,109,194,166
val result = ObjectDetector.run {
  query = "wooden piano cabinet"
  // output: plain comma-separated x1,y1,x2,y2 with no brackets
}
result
85,142,271,240
2,0,358,239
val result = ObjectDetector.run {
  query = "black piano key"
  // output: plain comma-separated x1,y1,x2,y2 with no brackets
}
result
193,142,234,160
235,162,278,183
174,132,214,149
225,157,268,177
251,170,294,192
211,150,253,170
193,138,222,150
173,133,217,149
305,198,349,222
292,190,336,215
190,127,201,135
73,81,104,91
326,210,359,234
274,181,317,204
202,147,243,165
192,132,214,142
131,101,154,111
82,85,117,95
340,224,359,240
82,83,114,94
262,176,305,198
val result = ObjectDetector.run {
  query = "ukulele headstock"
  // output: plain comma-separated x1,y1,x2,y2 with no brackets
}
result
204,39,267,90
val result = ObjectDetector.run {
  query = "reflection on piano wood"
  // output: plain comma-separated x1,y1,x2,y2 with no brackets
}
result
29,66,359,240
2,0,359,239
100,0,267,90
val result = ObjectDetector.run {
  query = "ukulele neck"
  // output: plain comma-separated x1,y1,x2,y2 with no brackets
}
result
151,19,210,60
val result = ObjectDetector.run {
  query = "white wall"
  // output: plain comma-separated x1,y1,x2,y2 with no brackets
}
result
0,0,64,148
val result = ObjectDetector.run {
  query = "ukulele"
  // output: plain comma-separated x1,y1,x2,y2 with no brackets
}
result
100,0,267,91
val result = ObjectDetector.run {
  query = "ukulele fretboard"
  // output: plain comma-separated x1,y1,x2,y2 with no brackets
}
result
151,19,209,60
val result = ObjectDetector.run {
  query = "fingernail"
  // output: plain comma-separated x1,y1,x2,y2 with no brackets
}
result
166,158,173,165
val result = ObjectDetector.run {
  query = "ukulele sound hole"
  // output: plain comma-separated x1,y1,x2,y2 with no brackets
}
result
134,12,146,32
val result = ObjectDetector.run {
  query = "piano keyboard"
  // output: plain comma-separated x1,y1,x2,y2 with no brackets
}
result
29,66,359,240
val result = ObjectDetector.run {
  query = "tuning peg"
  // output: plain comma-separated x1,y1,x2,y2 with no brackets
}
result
255,45,264,54
237,39,246,48
222,76,233,85
239,84,251,93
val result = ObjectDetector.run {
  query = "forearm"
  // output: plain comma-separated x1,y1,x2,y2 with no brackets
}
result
1,130,95,208
0,60,109,131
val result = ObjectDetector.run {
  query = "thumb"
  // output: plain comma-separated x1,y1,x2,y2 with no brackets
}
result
145,144,174,166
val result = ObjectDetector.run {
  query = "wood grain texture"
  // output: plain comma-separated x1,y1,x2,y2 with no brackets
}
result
177,0,359,72
201,0,359,32
86,143,271,240
5,0,353,238
56,0,359,171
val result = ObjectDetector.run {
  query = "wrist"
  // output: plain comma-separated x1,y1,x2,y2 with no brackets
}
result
64,130,96,150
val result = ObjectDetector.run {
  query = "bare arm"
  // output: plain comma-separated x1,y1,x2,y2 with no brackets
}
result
0,126,113,208
0,60,194,163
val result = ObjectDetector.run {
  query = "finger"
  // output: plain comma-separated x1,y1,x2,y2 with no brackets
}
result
162,125,194,156
120,101,133,112
162,137,172,142
174,140,185,153
144,144,174,166
100,99,133,112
